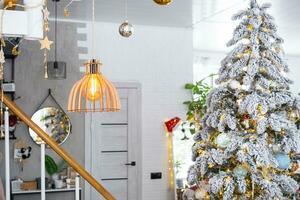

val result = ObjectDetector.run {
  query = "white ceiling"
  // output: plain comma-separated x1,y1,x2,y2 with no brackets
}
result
193,0,300,55
50,0,300,55
50,0,193,27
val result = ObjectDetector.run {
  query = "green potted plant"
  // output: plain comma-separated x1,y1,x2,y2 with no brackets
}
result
183,74,217,136
45,155,68,189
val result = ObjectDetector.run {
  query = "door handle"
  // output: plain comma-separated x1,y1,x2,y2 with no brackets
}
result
125,161,136,166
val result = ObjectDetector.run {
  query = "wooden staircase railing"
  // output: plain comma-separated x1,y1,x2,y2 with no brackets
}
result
0,92,116,200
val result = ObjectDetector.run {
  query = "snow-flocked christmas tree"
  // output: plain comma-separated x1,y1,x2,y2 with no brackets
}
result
187,0,300,199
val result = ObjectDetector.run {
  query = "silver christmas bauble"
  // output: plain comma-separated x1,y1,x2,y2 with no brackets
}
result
272,144,281,153
119,21,134,38
233,165,248,177
215,133,231,148
229,80,241,90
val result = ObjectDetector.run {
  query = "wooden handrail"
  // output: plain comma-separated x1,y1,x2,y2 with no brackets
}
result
0,93,116,200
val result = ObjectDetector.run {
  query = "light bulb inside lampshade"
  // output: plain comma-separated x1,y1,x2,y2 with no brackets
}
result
82,60,104,101
84,74,103,101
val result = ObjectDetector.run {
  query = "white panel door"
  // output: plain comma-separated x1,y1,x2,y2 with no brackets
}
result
85,84,141,200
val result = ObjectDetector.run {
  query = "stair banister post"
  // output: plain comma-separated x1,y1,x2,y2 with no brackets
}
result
75,173,80,200
4,107,10,200
41,142,46,200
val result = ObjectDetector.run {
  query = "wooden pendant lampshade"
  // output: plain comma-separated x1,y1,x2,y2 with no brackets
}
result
68,59,121,112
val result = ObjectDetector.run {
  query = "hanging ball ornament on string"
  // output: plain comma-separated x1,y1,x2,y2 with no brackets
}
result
119,20,134,38
153,0,172,5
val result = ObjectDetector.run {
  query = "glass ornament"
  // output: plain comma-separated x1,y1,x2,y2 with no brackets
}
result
153,0,172,5
274,153,291,170
215,133,231,148
233,165,248,177
119,20,134,38
228,80,241,90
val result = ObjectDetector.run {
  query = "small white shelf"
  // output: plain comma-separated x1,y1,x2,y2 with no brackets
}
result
12,187,82,194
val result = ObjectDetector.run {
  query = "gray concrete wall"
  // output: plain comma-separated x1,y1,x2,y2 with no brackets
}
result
0,21,86,200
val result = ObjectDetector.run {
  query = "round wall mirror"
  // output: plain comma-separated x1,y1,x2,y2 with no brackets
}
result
29,107,71,146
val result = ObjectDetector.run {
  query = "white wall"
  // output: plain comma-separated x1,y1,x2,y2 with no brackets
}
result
194,50,300,94
80,22,193,200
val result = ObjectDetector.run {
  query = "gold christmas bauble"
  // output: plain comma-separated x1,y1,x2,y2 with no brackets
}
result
288,109,300,122
194,188,209,200
259,67,267,74
247,24,254,31
291,161,300,174
257,104,266,115
153,0,172,5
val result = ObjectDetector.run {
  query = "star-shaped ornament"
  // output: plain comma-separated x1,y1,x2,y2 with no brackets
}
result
39,36,53,50
43,7,50,20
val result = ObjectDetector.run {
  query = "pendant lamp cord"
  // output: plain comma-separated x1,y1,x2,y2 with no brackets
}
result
125,0,128,20
92,0,95,58
54,0,57,62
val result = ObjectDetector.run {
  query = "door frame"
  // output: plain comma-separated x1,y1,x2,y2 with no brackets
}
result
84,82,142,200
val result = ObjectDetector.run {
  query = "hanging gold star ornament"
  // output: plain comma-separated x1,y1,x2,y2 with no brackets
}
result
41,0,51,79
39,36,53,50
39,36,53,78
